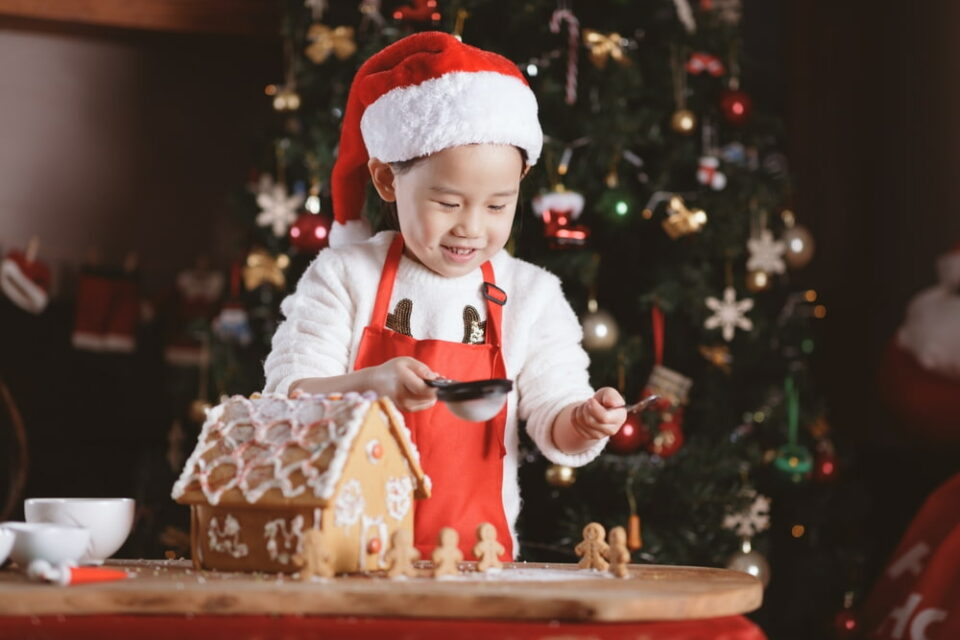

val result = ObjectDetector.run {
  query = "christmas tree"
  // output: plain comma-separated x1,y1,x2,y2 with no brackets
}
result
209,1,851,635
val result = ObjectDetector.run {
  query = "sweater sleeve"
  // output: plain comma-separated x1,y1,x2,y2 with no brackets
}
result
515,271,608,467
262,249,356,394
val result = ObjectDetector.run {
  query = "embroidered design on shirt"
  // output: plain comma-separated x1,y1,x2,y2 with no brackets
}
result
386,298,413,336
462,306,487,344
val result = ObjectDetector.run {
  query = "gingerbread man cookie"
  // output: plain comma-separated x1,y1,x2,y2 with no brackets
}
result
293,529,334,580
607,526,631,578
384,528,421,579
473,522,505,572
432,527,463,578
575,522,610,571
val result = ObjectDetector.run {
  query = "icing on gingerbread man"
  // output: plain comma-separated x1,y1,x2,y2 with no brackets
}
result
473,522,505,572
432,527,463,578
575,522,610,571
607,526,631,578
384,528,421,579
293,529,334,580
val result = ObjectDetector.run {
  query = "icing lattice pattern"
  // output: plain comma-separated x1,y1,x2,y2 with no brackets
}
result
172,391,418,506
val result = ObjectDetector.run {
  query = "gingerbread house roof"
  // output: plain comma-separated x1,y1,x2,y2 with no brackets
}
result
171,391,430,508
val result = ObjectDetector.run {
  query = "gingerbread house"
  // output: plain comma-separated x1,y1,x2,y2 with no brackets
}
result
171,391,430,574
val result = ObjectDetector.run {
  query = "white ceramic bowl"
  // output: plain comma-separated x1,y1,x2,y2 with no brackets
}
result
0,522,91,566
0,527,14,565
24,498,134,565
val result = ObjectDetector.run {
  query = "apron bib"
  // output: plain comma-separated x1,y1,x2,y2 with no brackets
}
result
353,234,512,560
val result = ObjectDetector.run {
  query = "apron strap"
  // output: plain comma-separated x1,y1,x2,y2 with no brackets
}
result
371,233,406,327
480,261,505,348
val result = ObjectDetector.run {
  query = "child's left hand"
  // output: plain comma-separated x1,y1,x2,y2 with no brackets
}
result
570,387,628,440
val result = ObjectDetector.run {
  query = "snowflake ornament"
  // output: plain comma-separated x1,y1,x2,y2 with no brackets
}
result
723,491,771,538
705,286,754,342
256,181,305,237
747,229,786,274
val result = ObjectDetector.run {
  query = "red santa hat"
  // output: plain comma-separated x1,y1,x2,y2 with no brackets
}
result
1,248,51,314
329,31,543,248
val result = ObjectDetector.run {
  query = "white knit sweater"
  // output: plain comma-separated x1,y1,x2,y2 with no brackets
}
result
263,231,607,554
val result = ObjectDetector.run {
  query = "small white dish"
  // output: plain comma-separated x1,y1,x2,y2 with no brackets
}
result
0,527,14,565
0,522,91,566
24,498,134,565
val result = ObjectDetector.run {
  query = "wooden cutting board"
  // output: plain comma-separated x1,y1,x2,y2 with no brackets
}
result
0,559,762,622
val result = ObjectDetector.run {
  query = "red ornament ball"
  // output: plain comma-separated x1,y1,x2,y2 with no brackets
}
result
814,451,838,483
608,414,651,454
647,411,685,458
833,609,859,638
289,212,331,252
720,89,753,126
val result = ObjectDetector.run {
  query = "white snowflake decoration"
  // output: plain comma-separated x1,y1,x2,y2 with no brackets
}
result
386,476,414,521
723,491,771,538
256,181,305,237
263,515,304,565
705,286,754,342
747,229,786,275
334,479,365,527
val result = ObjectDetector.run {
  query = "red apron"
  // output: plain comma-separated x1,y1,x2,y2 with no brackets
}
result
353,234,512,561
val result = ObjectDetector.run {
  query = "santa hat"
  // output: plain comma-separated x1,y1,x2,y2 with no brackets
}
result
1,248,51,314
329,31,543,248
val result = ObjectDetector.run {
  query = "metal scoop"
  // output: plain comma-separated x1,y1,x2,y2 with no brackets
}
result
617,394,660,414
425,377,514,422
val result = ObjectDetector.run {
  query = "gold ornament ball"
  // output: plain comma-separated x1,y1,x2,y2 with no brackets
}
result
670,109,697,134
727,542,771,587
545,464,576,487
189,399,212,424
783,224,815,269
746,269,771,293
581,309,620,351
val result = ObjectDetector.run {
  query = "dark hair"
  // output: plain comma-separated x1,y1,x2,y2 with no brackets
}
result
378,146,529,231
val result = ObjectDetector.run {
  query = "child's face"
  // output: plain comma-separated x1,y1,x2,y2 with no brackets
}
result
387,144,525,278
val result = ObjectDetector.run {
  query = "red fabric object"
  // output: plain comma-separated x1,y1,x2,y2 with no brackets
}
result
0,614,766,640
879,339,960,447
0,249,51,314
353,234,511,562
72,268,139,353
330,31,541,247
859,473,960,640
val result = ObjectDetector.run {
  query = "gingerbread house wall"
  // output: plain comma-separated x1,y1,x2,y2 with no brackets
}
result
322,407,417,574
190,406,419,574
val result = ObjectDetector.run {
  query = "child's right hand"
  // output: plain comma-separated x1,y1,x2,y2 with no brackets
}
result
365,356,438,412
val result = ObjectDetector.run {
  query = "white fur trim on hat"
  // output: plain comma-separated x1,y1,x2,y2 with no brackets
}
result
936,250,960,288
329,219,373,249
897,285,960,381
0,258,48,314
360,71,542,166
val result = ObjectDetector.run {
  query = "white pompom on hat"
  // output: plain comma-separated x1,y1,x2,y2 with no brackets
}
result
329,31,543,248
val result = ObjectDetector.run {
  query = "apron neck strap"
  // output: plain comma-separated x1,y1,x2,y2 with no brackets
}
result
372,233,506,348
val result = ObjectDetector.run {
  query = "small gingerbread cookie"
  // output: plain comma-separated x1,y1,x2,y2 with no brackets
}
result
432,527,463,578
384,528,420,579
473,522,505,572
607,526,631,578
293,529,335,580
575,522,610,572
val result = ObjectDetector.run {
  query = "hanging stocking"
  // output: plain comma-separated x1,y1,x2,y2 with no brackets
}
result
1,238,50,314
642,305,692,458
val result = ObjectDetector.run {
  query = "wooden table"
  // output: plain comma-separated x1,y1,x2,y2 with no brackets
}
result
0,559,767,639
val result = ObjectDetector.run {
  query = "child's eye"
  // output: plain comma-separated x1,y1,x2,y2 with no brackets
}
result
436,201,459,209
488,204,507,211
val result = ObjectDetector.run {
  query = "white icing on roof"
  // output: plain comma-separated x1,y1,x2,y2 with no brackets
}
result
171,391,426,506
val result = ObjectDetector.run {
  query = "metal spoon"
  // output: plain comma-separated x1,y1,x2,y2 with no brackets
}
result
616,394,660,414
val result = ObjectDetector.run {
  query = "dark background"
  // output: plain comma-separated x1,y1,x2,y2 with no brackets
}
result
1,0,958,620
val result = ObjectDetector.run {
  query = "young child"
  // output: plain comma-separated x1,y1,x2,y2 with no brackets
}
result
264,31,627,561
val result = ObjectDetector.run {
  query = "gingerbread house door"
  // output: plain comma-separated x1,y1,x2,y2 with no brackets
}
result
360,515,388,571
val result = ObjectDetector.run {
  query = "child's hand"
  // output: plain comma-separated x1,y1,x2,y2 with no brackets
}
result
366,356,438,412
570,387,628,440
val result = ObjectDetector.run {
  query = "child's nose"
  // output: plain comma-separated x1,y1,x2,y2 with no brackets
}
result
453,207,484,237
